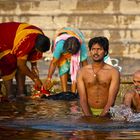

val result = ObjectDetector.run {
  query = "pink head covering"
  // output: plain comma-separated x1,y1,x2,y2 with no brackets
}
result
54,34,81,83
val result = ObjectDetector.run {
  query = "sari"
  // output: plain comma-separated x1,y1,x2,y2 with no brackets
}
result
0,22,43,80
53,27,88,83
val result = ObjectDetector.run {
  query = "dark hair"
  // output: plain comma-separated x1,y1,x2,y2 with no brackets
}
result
88,36,109,56
63,37,81,54
35,34,50,52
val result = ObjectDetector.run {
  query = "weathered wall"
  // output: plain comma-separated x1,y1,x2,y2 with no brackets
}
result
0,0,140,59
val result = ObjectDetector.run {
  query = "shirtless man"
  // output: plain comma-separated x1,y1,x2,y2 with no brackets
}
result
123,70,140,112
77,36,120,117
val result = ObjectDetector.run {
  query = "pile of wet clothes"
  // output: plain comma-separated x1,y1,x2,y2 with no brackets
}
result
41,91,79,101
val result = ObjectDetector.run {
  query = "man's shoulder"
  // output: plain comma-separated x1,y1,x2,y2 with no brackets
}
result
105,63,120,73
78,64,91,74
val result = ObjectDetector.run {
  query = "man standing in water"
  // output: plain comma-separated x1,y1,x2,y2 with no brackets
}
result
123,70,140,112
77,36,120,117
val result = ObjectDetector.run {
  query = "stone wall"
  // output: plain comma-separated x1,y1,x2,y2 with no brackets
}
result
0,0,140,59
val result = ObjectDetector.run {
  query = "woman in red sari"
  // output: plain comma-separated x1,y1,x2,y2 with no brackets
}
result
0,22,50,100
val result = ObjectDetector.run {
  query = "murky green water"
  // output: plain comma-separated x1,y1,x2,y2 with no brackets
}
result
1,84,140,140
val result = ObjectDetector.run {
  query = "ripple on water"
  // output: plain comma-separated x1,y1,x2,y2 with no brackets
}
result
1,98,140,140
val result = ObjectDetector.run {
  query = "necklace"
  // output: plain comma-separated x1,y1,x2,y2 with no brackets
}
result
93,70,97,77
92,64,104,77
93,73,96,77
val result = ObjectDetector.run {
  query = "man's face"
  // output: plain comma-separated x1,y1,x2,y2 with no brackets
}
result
133,74,140,92
90,43,106,62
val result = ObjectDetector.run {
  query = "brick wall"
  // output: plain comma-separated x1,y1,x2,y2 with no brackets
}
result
0,0,140,59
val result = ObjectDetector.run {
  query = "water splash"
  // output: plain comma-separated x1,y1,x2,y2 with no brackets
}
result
110,104,140,122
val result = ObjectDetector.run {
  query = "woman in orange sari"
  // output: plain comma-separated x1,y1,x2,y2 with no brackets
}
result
0,22,50,100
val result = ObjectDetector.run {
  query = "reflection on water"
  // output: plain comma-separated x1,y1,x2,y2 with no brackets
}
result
1,98,140,140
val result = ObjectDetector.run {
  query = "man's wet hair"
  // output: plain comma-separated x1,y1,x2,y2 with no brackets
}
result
63,37,81,54
88,36,109,56
35,34,50,52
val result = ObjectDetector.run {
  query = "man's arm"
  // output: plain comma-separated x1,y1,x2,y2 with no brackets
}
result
123,91,133,107
100,68,120,116
136,99,140,112
77,69,92,116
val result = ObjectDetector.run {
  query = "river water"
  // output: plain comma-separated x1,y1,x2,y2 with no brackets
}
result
1,95,140,140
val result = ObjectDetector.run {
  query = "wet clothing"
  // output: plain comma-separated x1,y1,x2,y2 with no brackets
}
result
0,22,44,80
52,27,88,82
90,108,103,116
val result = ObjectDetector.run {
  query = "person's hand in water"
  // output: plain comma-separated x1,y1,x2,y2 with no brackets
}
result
43,78,53,90
34,78,42,91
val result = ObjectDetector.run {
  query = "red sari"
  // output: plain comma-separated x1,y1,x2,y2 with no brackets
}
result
0,22,43,80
